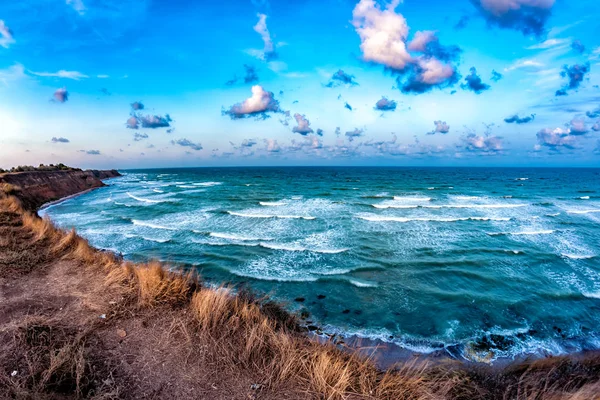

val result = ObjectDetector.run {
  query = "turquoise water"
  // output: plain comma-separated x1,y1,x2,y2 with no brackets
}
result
41,167,600,360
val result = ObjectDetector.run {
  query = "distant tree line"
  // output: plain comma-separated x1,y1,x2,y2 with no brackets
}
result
0,163,81,174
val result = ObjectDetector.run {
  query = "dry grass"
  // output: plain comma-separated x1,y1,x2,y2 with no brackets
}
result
2,192,600,400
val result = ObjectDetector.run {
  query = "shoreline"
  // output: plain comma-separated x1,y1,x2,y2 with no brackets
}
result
34,178,597,370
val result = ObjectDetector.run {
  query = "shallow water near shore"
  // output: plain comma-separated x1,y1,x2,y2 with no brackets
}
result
41,167,600,362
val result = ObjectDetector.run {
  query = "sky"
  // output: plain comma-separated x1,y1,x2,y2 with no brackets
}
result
1,0,600,169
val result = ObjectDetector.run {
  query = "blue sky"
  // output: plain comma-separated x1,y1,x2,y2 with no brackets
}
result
1,0,599,168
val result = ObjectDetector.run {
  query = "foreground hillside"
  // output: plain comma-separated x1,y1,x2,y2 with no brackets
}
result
1,178,600,399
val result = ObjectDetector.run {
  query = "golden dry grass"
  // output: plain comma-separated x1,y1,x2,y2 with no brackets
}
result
3,192,600,400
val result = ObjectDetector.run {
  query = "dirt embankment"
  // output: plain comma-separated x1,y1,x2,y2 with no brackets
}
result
0,169,120,210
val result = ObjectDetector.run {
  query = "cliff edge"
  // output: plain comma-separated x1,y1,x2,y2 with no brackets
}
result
0,169,120,210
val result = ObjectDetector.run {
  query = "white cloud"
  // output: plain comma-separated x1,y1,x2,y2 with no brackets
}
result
0,64,26,86
66,0,86,15
351,0,412,70
478,0,555,16
224,85,280,118
248,13,277,61
0,20,15,48
504,59,544,72
30,70,89,80
407,30,437,52
526,38,569,50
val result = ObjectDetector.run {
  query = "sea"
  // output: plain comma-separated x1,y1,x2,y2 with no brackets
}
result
40,167,600,361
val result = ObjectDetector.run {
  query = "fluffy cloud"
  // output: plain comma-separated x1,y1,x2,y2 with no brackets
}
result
555,63,590,96
224,85,281,119
53,88,69,103
80,149,100,155
536,127,576,149
407,30,437,52
171,138,203,151
461,67,491,94
265,139,281,152
252,13,277,61
460,133,504,153
375,97,397,111
504,114,535,124
345,128,364,142
344,102,353,111
0,20,15,48
30,70,88,80
126,116,139,129
133,132,149,141
292,113,313,135
571,40,585,54
352,0,411,70
51,137,70,143
131,101,144,110
569,118,588,135
586,107,600,119
428,120,450,135
352,0,461,94
471,0,555,36
593,122,600,132
316,128,324,136
491,70,503,81
325,69,358,87
140,114,172,129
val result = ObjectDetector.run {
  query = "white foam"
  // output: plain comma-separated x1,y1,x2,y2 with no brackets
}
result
567,209,600,215
259,242,349,254
454,196,480,200
372,204,419,209
547,213,560,217
393,196,431,202
516,178,529,181
210,232,271,241
562,253,595,260
427,204,527,209
488,230,555,236
349,280,378,288
227,211,316,220
580,196,590,200
177,185,197,189
126,192,167,204
152,189,164,193
259,201,286,207
583,291,600,299
193,182,223,187
131,219,177,231
358,215,510,223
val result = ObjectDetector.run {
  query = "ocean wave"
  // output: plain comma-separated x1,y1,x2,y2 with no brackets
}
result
348,279,378,288
259,242,349,254
488,230,555,236
580,196,590,200
562,253,595,260
372,204,419,209
454,196,480,200
393,196,431,202
227,211,316,220
583,292,600,299
152,189,164,193
567,209,600,215
516,178,529,181
358,215,511,223
259,201,287,206
547,213,561,217
177,185,197,189
126,192,170,204
125,233,171,243
193,182,223,187
209,232,272,241
131,219,177,231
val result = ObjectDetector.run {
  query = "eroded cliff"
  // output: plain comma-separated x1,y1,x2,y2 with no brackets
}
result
0,169,120,210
